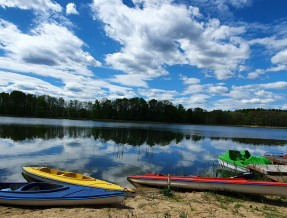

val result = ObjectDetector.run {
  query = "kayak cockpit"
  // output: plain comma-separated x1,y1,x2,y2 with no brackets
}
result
38,167,94,180
1,183,67,192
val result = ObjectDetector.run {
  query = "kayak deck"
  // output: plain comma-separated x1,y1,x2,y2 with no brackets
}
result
22,167,134,192
127,174,287,196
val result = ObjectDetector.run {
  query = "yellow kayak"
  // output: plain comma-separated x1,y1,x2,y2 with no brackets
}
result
22,167,134,192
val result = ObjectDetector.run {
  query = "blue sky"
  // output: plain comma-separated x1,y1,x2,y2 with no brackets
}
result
1,0,287,111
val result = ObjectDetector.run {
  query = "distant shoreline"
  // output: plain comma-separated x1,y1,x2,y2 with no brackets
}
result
1,115,287,129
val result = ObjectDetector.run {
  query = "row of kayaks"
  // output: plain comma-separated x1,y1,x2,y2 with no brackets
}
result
128,150,287,196
0,167,135,206
1,152,287,207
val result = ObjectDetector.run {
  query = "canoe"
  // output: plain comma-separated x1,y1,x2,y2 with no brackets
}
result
264,152,287,165
127,174,287,196
0,182,125,206
22,167,134,192
218,150,272,173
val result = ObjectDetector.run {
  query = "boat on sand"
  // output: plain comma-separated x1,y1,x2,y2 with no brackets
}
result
127,174,287,196
0,182,125,206
264,152,287,165
22,167,134,192
218,150,272,173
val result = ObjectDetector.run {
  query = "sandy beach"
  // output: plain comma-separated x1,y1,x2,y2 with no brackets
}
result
1,187,286,218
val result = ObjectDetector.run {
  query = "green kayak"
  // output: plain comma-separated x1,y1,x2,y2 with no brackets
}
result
218,150,272,172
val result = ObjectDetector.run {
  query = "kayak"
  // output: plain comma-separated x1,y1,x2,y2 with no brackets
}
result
22,167,134,192
218,150,272,173
264,152,287,165
0,182,125,206
127,174,287,196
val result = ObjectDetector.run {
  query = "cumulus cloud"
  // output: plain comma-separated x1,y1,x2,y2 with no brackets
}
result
247,69,265,79
138,88,178,101
0,0,62,11
271,49,287,65
90,0,249,85
0,70,136,101
0,19,101,75
66,3,79,15
214,0,253,10
180,75,200,85
248,30,287,73
189,0,253,18
0,19,137,101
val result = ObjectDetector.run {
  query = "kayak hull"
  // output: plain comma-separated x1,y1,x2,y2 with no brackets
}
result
127,174,287,196
0,196,125,206
0,182,125,206
218,158,249,173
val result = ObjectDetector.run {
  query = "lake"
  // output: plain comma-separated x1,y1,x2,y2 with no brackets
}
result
0,116,287,188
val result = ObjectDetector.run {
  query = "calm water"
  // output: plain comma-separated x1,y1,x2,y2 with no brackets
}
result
0,116,287,188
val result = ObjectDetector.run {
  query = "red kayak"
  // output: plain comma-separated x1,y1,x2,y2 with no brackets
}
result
127,174,287,196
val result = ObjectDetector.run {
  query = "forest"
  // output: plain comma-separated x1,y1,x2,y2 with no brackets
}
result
1,90,287,127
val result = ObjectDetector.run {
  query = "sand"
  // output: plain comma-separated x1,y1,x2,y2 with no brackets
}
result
0,188,287,218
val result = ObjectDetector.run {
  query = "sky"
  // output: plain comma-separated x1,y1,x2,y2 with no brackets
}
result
0,0,287,111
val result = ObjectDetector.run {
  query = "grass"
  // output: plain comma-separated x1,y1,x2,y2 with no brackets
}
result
159,187,173,197
178,210,188,218
204,190,287,218
164,212,171,218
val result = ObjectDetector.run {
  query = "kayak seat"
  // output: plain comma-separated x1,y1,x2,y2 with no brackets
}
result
39,167,51,173
25,186,40,191
241,150,251,159
57,171,65,175
9,184,25,191
82,176,91,179
229,150,242,161
63,173,79,178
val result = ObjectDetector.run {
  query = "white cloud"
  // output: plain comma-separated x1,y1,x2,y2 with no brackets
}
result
259,81,287,90
0,20,100,72
266,64,287,72
241,98,274,104
66,3,79,15
189,94,210,104
90,0,249,84
180,75,200,85
271,49,287,65
189,0,253,19
248,32,287,73
214,0,253,10
247,69,265,79
109,74,150,88
0,19,104,87
0,70,136,101
0,0,62,11
208,86,229,94
0,19,138,101
138,88,177,101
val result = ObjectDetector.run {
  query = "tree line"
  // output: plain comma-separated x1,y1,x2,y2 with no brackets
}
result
1,90,287,127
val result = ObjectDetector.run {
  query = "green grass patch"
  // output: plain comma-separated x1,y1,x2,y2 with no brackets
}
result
159,187,173,197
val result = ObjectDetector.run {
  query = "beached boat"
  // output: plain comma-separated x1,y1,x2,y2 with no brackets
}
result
218,150,272,173
0,182,125,206
264,152,287,165
127,174,287,196
22,167,134,192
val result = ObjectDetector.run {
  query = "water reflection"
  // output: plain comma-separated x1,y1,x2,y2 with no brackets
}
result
1,125,287,146
0,118,287,188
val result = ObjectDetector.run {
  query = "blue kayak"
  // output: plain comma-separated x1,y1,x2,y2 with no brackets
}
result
0,182,125,206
